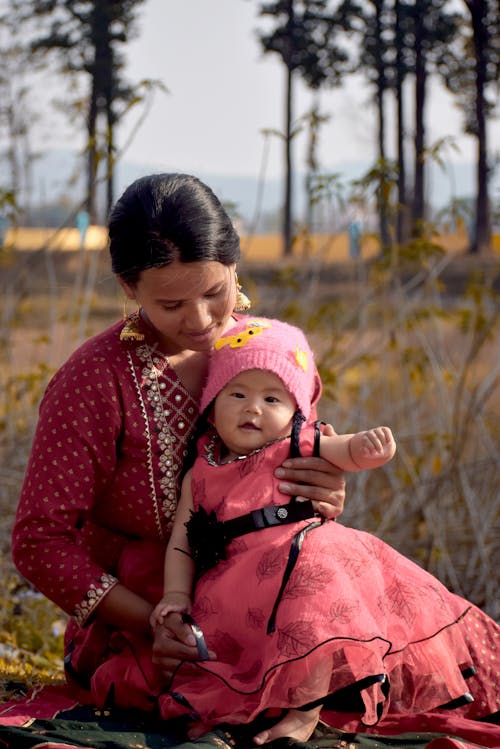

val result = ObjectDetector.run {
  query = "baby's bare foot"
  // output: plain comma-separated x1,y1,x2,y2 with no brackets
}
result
253,707,321,745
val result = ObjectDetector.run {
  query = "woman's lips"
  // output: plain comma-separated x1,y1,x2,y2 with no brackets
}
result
184,327,216,344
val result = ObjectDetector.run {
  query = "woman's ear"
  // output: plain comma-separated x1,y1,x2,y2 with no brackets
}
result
117,277,136,300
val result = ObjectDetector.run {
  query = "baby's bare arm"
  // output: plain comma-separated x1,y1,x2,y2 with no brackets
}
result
150,472,195,630
320,426,396,471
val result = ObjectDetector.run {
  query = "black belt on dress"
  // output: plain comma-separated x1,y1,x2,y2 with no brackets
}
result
222,499,316,541
185,500,318,578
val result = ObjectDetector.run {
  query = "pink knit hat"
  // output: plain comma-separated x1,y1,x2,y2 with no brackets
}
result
200,317,321,419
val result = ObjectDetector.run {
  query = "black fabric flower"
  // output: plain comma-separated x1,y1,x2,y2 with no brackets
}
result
185,507,228,576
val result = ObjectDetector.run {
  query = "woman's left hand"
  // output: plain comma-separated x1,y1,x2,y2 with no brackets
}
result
274,423,346,519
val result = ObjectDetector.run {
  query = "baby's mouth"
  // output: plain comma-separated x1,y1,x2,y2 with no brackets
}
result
239,422,261,431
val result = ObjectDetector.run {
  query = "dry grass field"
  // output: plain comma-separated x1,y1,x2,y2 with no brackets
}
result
5,223,500,260
0,234,498,688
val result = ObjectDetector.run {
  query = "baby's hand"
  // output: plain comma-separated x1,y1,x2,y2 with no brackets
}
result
149,592,191,631
350,427,396,469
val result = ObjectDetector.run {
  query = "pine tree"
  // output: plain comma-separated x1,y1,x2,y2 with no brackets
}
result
15,0,146,222
257,0,349,255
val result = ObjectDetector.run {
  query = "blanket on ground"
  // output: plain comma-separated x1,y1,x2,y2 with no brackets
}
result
0,684,498,749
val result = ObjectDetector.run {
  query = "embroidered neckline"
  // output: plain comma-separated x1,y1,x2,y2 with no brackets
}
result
130,342,198,537
203,432,288,466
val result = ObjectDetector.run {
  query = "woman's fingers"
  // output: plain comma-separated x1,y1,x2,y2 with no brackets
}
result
275,456,346,517
151,616,215,679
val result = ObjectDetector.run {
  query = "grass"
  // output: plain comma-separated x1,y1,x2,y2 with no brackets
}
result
0,240,499,694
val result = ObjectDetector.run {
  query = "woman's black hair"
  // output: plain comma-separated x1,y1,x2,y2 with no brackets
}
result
109,173,241,284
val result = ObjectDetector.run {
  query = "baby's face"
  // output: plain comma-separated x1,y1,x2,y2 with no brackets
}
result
214,369,296,458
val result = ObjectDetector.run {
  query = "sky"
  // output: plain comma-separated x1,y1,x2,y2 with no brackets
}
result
31,0,495,179
23,0,499,215
112,0,498,181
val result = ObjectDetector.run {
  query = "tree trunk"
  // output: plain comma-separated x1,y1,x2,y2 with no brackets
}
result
106,100,114,220
469,0,492,255
374,1,390,249
282,0,295,258
376,83,391,249
104,53,115,219
395,0,408,244
86,83,98,224
412,11,426,233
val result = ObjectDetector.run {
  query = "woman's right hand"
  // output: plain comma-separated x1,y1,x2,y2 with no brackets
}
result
152,612,215,680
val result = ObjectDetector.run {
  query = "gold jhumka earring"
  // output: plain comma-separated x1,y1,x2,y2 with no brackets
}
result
120,298,145,342
234,273,252,312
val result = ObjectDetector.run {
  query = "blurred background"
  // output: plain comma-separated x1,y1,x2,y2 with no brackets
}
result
0,0,498,689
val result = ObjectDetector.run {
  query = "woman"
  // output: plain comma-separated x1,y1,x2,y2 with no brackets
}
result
10,173,345,743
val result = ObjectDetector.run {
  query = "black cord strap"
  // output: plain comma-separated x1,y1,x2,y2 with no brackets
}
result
267,520,322,634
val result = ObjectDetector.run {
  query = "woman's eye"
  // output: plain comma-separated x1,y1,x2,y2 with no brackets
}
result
162,303,181,311
205,287,224,299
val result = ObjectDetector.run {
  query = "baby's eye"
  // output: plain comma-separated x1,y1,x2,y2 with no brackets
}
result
264,396,279,403
230,392,245,399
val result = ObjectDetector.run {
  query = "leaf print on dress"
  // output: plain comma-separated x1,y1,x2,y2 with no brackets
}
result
329,599,361,625
229,538,249,557
247,607,266,629
382,580,419,627
277,620,316,658
283,562,332,599
192,595,218,621
359,533,388,562
424,581,449,611
331,552,366,580
256,548,285,582
206,629,243,665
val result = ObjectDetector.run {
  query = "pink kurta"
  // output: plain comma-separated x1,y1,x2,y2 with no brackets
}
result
12,315,198,680
151,428,499,730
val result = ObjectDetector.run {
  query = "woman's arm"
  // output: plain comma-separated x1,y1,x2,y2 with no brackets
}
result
94,584,153,636
11,349,127,625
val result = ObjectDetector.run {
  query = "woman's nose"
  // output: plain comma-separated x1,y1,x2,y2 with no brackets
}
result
185,302,211,330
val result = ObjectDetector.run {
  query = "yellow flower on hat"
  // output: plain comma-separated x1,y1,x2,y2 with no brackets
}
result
295,345,308,371
215,319,271,350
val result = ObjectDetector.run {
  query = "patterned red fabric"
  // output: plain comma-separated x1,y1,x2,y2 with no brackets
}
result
11,316,197,646
90,426,499,733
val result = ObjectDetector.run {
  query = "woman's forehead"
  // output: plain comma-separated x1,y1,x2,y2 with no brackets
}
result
139,260,233,299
